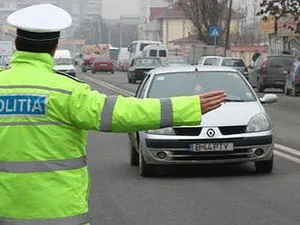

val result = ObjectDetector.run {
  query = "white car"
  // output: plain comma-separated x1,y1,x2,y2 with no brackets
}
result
198,56,223,66
128,66,278,177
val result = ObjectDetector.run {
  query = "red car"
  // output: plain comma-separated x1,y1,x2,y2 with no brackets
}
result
91,57,114,74
82,55,96,73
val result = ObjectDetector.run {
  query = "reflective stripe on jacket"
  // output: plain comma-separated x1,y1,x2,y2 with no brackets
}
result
0,51,202,223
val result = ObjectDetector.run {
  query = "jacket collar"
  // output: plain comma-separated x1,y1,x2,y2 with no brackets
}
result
10,51,55,70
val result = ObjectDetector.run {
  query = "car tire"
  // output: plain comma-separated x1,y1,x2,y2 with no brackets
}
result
111,71,114,74
284,85,290,95
129,140,139,166
292,85,297,97
139,145,156,177
132,79,136,84
255,156,273,174
92,70,95,74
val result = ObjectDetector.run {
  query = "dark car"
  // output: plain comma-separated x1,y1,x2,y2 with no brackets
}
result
127,57,162,84
250,55,296,92
91,57,114,74
284,61,300,96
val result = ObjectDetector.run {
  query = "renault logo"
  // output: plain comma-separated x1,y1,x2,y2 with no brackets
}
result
206,128,215,138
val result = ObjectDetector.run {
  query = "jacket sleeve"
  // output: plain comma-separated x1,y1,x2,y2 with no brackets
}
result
68,83,202,132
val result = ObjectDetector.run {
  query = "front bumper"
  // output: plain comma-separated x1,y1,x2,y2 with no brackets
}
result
140,132,274,165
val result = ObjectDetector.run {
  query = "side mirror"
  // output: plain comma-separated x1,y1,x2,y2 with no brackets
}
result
260,94,278,104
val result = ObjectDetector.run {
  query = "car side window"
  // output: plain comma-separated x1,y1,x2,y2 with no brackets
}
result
135,75,151,98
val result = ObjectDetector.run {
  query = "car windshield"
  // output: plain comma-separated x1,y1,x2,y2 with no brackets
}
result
55,59,73,65
204,58,220,65
135,58,161,67
168,57,188,64
221,59,245,67
147,71,256,101
269,57,295,68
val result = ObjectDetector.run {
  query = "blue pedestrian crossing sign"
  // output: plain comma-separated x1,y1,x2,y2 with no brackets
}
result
209,27,221,37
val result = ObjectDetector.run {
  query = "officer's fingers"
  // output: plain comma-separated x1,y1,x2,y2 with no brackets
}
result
201,93,226,105
200,91,226,100
201,97,226,115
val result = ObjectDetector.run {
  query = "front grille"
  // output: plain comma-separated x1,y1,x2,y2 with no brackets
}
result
173,127,202,136
219,126,247,135
169,148,253,161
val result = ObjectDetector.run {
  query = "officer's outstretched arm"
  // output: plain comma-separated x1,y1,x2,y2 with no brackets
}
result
68,84,202,132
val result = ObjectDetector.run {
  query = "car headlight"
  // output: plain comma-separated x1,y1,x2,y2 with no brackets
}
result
147,127,175,135
246,113,272,133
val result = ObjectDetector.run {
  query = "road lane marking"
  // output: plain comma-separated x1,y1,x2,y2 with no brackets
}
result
275,144,300,158
82,75,134,96
81,74,300,163
274,150,300,164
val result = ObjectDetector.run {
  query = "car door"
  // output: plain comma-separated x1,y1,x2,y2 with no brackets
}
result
128,74,152,151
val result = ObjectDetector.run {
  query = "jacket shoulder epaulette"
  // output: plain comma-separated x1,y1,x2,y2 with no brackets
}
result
53,70,85,83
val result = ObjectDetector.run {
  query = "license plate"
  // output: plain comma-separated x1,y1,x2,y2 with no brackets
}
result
100,64,107,66
190,143,234,152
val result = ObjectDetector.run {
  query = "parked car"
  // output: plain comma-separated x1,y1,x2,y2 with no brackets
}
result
165,56,189,66
91,57,114,74
127,57,162,84
284,61,300,96
249,54,296,92
81,55,97,73
128,66,277,177
198,56,223,66
215,57,249,80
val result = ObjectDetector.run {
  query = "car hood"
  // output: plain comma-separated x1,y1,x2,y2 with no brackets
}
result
199,102,263,126
53,65,75,71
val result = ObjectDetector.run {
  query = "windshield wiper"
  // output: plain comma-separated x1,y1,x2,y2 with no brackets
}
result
225,99,247,102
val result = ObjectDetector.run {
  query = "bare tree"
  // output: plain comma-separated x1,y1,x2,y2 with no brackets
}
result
175,0,229,45
257,0,300,32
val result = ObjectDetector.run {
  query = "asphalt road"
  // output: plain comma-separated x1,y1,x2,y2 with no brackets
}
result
77,71,300,225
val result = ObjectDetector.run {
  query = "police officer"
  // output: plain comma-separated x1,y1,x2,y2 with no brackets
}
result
0,4,226,224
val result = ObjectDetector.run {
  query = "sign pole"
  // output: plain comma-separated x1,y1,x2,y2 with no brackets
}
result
214,36,217,55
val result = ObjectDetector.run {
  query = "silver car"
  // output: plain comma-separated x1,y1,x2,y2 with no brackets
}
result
128,66,278,177
215,57,249,80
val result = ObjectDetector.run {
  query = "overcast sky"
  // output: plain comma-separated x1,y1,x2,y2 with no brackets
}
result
101,0,258,19
102,0,140,19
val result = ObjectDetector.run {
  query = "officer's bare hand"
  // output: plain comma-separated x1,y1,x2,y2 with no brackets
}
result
200,91,226,115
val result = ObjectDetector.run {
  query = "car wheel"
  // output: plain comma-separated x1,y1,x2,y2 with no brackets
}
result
92,70,95,74
284,85,290,95
111,71,114,74
255,156,273,174
129,139,139,166
132,79,136,84
292,85,297,97
128,77,132,83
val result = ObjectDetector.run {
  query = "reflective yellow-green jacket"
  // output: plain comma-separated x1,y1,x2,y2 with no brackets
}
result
0,51,202,224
